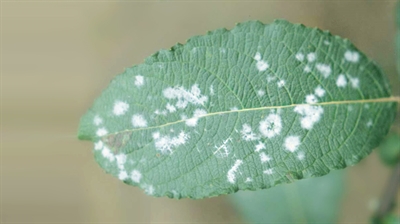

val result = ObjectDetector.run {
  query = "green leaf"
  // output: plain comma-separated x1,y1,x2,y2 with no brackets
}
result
78,20,398,199
229,170,345,223
378,133,400,166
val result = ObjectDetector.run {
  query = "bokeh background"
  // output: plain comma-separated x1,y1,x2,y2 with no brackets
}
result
2,1,399,223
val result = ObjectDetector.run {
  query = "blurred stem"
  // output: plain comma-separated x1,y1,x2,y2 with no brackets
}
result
373,161,400,222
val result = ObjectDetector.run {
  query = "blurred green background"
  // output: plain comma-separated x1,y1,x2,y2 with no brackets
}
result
2,1,399,223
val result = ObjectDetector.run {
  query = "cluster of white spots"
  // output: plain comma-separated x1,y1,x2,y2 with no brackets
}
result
314,85,326,97
113,101,129,116
255,141,266,152
116,154,127,170
307,52,316,62
294,105,324,130
241,124,259,141
210,85,215,96
131,169,142,183
344,50,360,63
254,52,269,72
257,89,265,97
367,119,373,127
93,115,103,126
154,131,189,154
163,84,208,109
166,103,176,113
118,171,128,180
227,159,243,183
277,80,285,88
263,168,274,175
102,146,115,162
260,152,272,163
185,109,207,127
316,63,332,78
305,94,318,104
96,128,108,137
134,75,144,87
230,107,238,111
295,53,304,61
214,137,232,158
132,114,147,128
245,177,253,183
297,152,305,160
259,114,282,138
152,131,160,139
284,136,301,152
349,77,360,88
94,141,104,150
336,74,347,87
304,65,311,73
323,40,330,45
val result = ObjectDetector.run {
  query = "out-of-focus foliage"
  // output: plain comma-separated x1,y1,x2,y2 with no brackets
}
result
378,133,400,166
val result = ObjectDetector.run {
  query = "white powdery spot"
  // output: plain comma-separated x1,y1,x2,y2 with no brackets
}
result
155,131,189,154
241,124,259,141
305,94,318,104
210,85,215,96
163,84,208,109
115,154,127,170
260,152,271,163
294,105,324,130
277,80,285,88
254,52,262,61
155,110,167,116
324,40,330,45
307,52,316,62
96,128,108,137
135,75,144,87
94,141,104,151
254,52,269,72
259,114,282,138
284,136,301,152
336,74,347,87
214,138,232,158
93,115,103,126
255,141,266,152
102,146,115,162
367,119,373,127
295,53,304,61
131,170,142,183
316,63,332,78
304,65,311,73
257,89,265,97
132,114,147,127
144,184,155,195
349,77,360,88
264,168,274,175
113,101,129,116
314,85,326,97
297,152,305,160
245,177,253,183
185,109,207,127
227,159,243,183
118,171,128,180
344,50,360,63
267,75,276,83
166,103,176,113
152,131,160,139
230,107,238,111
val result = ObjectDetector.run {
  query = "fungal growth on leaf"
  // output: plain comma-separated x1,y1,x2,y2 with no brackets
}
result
78,20,398,199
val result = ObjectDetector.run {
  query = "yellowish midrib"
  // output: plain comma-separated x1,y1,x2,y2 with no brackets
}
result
106,96,400,136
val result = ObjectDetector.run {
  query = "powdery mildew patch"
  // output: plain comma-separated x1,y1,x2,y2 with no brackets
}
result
259,114,282,138
154,131,189,154
116,154,127,170
186,109,207,127
227,159,243,183
344,51,360,63
304,65,311,73
113,101,129,116
297,152,305,160
144,184,155,195
214,138,232,158
131,170,142,183
166,103,176,113
210,85,215,96
118,171,128,180
254,52,269,72
349,77,360,88
132,114,147,127
102,146,115,162
260,152,271,163
96,128,108,137
277,80,285,88
263,168,274,175
307,52,316,62
163,84,208,109
135,75,144,87
230,107,238,111
314,85,326,97
316,63,332,78
241,124,259,141
284,136,301,152
305,94,318,104
94,141,103,150
294,105,324,130
367,119,373,127
255,141,266,152
336,74,347,87
257,89,266,97
295,53,304,61
94,115,103,126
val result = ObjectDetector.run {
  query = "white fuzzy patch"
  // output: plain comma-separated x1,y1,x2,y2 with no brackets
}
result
257,89,265,97
155,131,189,154
304,65,311,73
96,128,108,137
166,103,176,113
297,152,305,160
102,146,115,162
259,114,282,138
113,101,129,116
118,171,128,180
94,141,104,150
314,85,325,97
260,152,271,163
307,52,316,62
255,141,266,152
344,51,360,63
277,80,285,88
132,114,147,127
241,124,259,141
227,159,243,183
135,75,144,86
214,138,232,158
305,94,318,104
245,177,253,183
163,84,208,109
295,53,304,61
152,131,160,139
336,74,347,87
186,109,207,127
210,85,215,96
94,115,103,126
263,168,274,175
316,63,331,78
254,52,269,72
294,105,324,130
230,107,238,111
144,184,154,195
115,154,127,170
284,136,301,152
254,52,262,61
349,77,360,88
131,170,142,183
